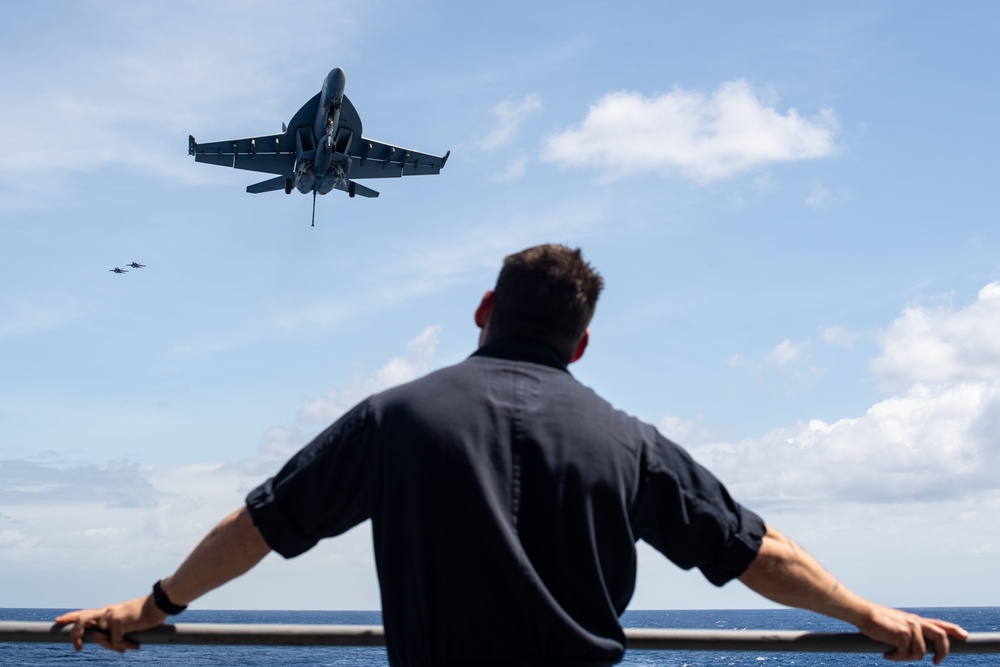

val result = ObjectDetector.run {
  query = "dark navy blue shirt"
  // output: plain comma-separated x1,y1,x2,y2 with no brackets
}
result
246,338,765,666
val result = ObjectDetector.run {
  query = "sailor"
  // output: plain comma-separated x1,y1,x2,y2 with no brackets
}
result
57,244,968,665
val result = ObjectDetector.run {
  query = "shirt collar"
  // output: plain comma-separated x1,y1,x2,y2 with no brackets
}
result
472,337,570,372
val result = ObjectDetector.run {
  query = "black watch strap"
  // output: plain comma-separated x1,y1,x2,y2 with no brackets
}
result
152,579,188,615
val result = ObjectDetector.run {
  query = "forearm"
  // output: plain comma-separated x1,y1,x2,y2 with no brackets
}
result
738,524,873,627
159,506,272,607
55,505,272,652
737,524,968,664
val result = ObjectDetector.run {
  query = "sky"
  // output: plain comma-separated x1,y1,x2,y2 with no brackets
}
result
1,1,999,614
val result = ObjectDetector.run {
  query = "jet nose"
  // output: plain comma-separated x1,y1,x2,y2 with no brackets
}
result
325,67,347,99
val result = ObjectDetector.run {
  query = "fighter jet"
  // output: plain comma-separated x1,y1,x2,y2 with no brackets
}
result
188,67,449,226
109,267,129,274
127,262,146,269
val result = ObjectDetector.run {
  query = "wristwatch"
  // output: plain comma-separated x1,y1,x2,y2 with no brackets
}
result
151,579,188,615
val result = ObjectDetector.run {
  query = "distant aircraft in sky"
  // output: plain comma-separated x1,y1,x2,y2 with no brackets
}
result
109,267,128,274
126,262,146,269
188,67,449,226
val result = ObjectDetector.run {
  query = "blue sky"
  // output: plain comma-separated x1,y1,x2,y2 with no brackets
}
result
2,1,999,612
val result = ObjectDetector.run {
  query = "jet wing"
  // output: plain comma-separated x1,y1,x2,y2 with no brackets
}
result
189,133,297,177
347,138,450,180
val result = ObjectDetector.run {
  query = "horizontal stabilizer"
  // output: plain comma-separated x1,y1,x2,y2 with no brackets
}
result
346,180,379,198
247,176,288,194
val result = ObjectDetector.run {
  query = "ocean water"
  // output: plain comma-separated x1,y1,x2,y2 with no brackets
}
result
0,607,994,666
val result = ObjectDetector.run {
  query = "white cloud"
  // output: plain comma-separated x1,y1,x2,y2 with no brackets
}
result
478,94,544,150
0,458,252,573
690,380,1000,509
753,171,778,192
821,325,861,348
543,79,838,183
805,183,833,208
727,338,810,371
256,425,309,461
0,329,438,606
766,339,807,365
682,281,1000,510
656,414,726,447
660,284,1000,605
657,414,699,443
0,459,165,509
726,353,746,368
0,328,440,548
495,155,529,181
871,282,1000,386
299,325,441,422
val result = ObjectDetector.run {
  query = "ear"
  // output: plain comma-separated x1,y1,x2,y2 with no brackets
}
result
569,329,589,364
475,291,495,330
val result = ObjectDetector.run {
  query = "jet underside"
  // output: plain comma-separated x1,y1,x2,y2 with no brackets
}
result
188,68,448,203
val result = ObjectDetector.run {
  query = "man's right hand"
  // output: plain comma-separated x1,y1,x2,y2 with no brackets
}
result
739,525,969,663
857,604,968,665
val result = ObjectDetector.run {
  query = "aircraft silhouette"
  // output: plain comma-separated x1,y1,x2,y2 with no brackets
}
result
127,262,146,269
109,267,129,274
188,67,448,226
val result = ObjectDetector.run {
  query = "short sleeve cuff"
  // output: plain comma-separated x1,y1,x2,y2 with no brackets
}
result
246,478,318,559
699,508,766,587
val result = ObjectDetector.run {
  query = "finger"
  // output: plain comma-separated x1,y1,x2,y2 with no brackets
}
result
109,623,135,653
69,626,84,652
98,610,128,653
103,616,141,653
885,635,924,662
923,617,968,641
68,618,92,652
92,623,130,655
928,628,951,665
939,620,970,640
911,637,927,661
54,611,80,625
910,625,928,661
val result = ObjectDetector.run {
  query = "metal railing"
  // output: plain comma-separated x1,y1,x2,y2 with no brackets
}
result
2,622,999,654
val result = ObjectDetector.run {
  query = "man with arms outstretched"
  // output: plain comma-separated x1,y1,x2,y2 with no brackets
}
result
58,244,967,665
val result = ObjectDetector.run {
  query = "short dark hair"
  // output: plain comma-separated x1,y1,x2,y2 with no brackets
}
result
488,244,604,360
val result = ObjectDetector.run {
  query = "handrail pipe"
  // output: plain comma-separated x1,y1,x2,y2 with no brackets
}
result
1,622,999,654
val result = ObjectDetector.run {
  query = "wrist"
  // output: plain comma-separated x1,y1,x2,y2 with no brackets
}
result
151,579,188,616
843,599,879,632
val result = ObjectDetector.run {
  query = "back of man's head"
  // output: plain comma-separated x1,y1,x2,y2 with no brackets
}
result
488,244,604,361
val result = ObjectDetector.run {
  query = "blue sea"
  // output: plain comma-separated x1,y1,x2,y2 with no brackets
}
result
0,607,994,666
